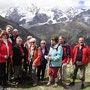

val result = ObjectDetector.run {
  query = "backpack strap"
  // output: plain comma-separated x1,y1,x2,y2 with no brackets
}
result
66,43,71,58
56,44,59,51
0,40,3,47
36,47,38,51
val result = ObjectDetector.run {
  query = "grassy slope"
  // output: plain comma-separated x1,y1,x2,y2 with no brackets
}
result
5,63,90,90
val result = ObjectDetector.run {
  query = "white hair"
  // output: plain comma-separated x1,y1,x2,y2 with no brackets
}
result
40,40,46,44
13,29,18,32
16,36,22,41
29,38,36,43
6,25,13,30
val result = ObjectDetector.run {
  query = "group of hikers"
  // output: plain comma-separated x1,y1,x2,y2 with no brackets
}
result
0,25,90,89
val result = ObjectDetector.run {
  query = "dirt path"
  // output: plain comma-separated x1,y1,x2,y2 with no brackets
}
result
4,81,90,90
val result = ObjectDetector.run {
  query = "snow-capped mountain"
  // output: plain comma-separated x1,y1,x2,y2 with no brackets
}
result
0,4,90,28
0,9,7,17
73,9,90,25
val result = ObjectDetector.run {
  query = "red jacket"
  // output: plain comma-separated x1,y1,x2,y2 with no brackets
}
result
88,48,90,63
72,44,89,65
61,43,73,64
0,38,13,63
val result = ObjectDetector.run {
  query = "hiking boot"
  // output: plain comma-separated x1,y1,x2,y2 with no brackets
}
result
3,82,10,87
81,83,85,89
37,78,40,82
53,82,58,88
47,81,51,86
41,79,44,83
15,82,19,85
63,84,69,89
69,82,75,86
33,83,37,87
0,86,4,90
0,81,2,86
41,78,44,81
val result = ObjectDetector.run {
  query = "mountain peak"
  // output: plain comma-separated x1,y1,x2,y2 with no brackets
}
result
0,5,90,28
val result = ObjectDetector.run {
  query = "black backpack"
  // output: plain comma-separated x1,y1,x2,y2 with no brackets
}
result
62,48,65,60
62,44,71,60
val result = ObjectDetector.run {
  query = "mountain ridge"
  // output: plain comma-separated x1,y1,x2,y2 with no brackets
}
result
0,15,41,44
1,6,89,28
28,20,90,47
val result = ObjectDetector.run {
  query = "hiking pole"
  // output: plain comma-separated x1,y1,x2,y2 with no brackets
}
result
7,55,12,82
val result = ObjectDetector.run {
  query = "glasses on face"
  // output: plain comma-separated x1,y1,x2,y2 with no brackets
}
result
7,29,11,31
31,42,35,44
2,34,7,36
41,43,45,44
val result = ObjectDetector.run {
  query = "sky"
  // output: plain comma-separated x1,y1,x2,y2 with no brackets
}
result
0,0,90,10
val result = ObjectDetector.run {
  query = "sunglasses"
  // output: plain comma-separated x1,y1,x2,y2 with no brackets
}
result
2,34,7,36
31,42,35,44
41,43,45,44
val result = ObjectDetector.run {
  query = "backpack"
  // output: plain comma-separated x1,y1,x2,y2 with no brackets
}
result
62,43,71,60
62,48,65,60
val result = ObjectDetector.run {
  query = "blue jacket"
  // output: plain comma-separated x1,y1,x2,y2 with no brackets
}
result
48,44,63,67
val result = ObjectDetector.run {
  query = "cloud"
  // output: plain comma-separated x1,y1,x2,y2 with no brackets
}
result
85,0,90,7
0,0,90,10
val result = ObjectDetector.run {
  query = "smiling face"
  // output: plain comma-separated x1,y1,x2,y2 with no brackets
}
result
31,42,36,48
16,37,23,46
6,27,12,35
13,31,18,37
2,33,8,39
51,36,58,46
40,40,46,48
59,36,65,44
51,39,56,46
78,38,84,46
17,39,22,46
41,43,46,48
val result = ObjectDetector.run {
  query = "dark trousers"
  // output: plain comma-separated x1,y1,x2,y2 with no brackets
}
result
73,64,86,82
29,61,33,76
37,64,46,80
0,63,7,85
10,64,14,77
7,62,12,81
24,58,27,72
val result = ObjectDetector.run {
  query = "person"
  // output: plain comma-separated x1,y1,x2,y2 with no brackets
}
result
10,29,19,78
0,31,13,86
46,36,63,88
69,37,89,89
13,37,24,83
28,38,41,86
10,29,19,47
37,40,48,81
24,36,32,49
22,44,28,73
6,25,13,44
59,36,72,88
24,36,32,72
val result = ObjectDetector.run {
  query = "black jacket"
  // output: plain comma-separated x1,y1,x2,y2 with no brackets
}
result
13,44,24,65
